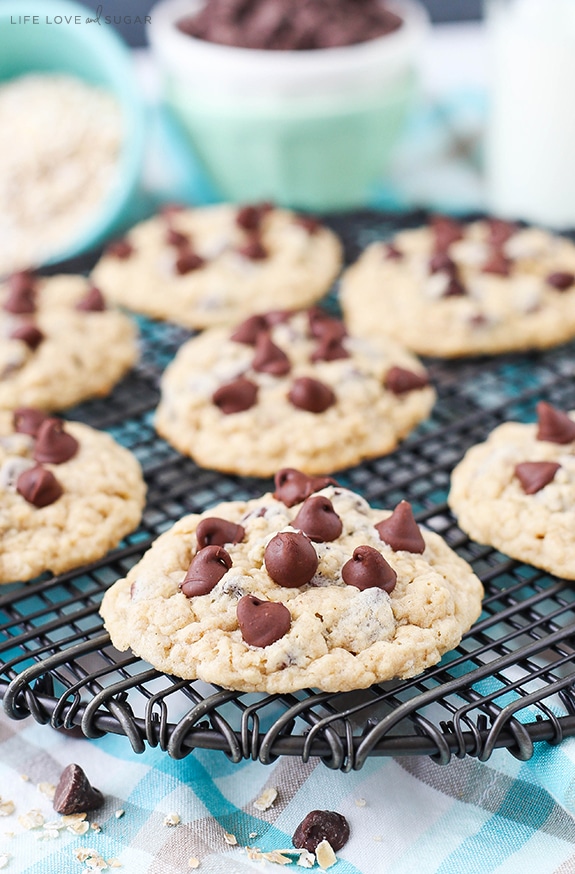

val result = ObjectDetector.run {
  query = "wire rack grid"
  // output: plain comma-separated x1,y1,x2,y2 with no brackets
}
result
2,210,575,773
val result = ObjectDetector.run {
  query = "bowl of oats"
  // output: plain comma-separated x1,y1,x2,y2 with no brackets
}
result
0,0,146,276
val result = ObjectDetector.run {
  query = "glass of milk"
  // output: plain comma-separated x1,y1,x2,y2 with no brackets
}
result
485,0,575,228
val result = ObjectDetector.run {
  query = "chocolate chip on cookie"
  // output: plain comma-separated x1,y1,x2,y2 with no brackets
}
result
273,468,338,507
487,218,517,246
431,215,464,251
292,810,350,853
196,517,245,548
536,401,575,444
235,203,272,232
230,314,269,345
342,545,397,592
293,495,342,542
515,461,561,494
16,464,63,508
547,271,575,291
106,238,133,259
429,251,457,275
384,366,430,395
238,237,268,261
33,419,79,464
10,323,44,350
310,333,349,362
376,501,425,553
13,407,48,437
237,595,291,648
212,377,258,414
288,376,335,413
443,277,467,297
165,227,190,248
482,249,512,277
265,531,318,587
181,545,233,597
4,271,37,313
307,308,346,340
295,214,320,235
175,248,205,274
384,243,403,260
75,285,106,312
252,332,291,375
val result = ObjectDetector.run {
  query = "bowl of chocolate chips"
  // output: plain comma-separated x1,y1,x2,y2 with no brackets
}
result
148,0,428,210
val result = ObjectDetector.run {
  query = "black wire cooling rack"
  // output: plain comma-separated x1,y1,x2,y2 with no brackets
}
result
2,210,575,772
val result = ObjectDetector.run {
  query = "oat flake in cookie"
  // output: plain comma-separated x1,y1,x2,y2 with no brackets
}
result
449,402,575,579
0,272,138,411
154,308,435,476
91,203,342,329
340,216,575,357
0,409,146,583
100,473,483,693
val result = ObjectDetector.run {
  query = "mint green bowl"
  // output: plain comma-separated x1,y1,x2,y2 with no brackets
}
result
0,0,146,265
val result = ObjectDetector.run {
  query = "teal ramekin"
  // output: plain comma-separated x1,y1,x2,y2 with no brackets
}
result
0,0,146,265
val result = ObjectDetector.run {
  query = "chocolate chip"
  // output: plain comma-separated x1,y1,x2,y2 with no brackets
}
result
235,203,272,231
292,810,350,853
310,334,349,362
9,323,44,350
487,218,517,246
264,309,291,326
274,468,338,507
175,248,205,274
106,238,133,259
342,545,397,592
547,271,575,291
33,419,79,464
431,215,464,251
165,227,190,248
13,407,47,437
384,366,430,395
515,461,561,494
536,401,575,444
288,377,335,413
180,545,233,597
75,285,106,312
212,377,258,414
292,495,342,542
230,314,269,345
307,308,347,341
429,251,457,275
196,517,245,548
252,332,291,375
53,764,104,815
4,271,36,314
265,531,318,587
482,249,512,276
237,595,291,648
384,243,403,260
294,214,320,234
443,277,467,297
16,464,63,507
238,238,268,261
376,501,425,553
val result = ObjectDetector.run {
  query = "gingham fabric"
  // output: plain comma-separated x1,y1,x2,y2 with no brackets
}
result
3,708,575,874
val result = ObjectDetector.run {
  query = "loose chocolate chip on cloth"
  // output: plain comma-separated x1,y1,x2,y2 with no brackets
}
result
91,203,343,329
340,218,575,357
155,308,435,476
0,272,138,411
449,403,575,578
100,474,483,694
53,764,104,815
0,409,146,583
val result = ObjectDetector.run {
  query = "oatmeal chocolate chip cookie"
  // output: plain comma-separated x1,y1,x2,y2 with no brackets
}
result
0,408,146,583
340,216,575,357
449,402,575,578
0,272,138,411
91,203,342,329
100,473,483,693
154,308,435,476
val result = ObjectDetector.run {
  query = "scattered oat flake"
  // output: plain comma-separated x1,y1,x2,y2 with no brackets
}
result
20,774,29,782
37,828,60,840
74,847,108,870
253,787,278,812
297,850,315,868
0,801,15,817
91,823,102,833
315,840,337,870
163,813,180,827
68,821,90,836
188,859,200,869
0,854,9,869
355,798,367,808
223,832,238,846
38,782,56,799
262,850,293,865
114,810,125,819
18,809,45,830
249,832,258,839
107,859,121,868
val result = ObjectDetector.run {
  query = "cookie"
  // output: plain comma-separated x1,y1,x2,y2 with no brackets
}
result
449,402,575,578
100,472,483,693
0,271,138,411
0,408,146,583
340,216,575,357
91,203,342,329
154,308,435,476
